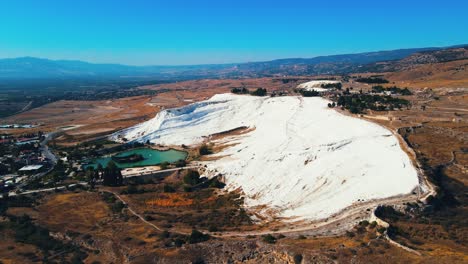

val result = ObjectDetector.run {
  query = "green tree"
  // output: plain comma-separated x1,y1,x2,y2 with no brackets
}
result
103,161,123,186
159,162,170,170
163,184,176,193
199,144,212,155
183,170,201,186
262,234,277,244
187,230,210,244
175,159,186,168
250,88,267,96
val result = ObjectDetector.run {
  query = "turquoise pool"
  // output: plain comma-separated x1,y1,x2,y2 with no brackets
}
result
84,148,187,169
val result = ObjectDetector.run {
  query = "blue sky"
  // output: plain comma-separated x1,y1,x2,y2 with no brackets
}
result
1,0,467,65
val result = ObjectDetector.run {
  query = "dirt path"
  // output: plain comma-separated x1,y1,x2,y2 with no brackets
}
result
101,190,168,233
369,211,422,256
216,192,421,238
426,106,468,112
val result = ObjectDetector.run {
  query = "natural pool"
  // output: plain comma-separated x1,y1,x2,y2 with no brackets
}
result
84,148,187,169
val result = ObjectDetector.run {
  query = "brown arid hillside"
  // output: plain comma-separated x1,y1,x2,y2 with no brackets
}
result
355,47,468,88
397,47,468,66
385,59,468,88
1,96,159,146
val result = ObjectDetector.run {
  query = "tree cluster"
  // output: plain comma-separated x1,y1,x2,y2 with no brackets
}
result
321,82,342,90
250,88,267,96
231,87,249,94
102,161,123,186
86,161,123,187
296,89,320,97
372,85,412,95
231,87,267,96
337,94,410,113
183,170,203,186
355,77,389,84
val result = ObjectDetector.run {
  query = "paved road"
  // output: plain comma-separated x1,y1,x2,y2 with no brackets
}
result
1,182,88,198
14,132,59,190
40,132,58,165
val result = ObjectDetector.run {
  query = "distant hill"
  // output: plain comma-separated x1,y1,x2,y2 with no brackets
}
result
0,45,466,79
379,46,468,88
359,46,468,73
234,47,443,75
0,57,235,80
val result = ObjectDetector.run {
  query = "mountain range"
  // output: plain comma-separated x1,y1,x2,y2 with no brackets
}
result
0,45,466,80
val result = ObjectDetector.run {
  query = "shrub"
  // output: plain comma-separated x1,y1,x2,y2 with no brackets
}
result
208,225,218,232
208,178,225,189
377,227,387,234
159,162,170,170
122,185,139,194
174,238,185,247
231,87,249,94
163,184,176,193
184,170,202,186
293,254,303,264
298,89,320,97
160,231,170,238
111,201,125,213
262,234,277,244
250,88,267,96
199,144,212,155
359,220,369,227
188,230,210,244
174,159,187,168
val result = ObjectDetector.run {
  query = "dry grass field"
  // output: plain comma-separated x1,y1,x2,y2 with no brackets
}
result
2,191,168,263
386,59,468,88
1,96,158,145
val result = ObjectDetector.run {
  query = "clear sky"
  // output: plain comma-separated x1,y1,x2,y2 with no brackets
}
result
1,0,467,65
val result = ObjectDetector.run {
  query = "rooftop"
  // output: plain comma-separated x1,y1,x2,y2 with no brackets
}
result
18,165,43,171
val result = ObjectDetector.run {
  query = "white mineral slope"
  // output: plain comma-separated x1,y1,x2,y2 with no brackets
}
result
112,94,419,221
297,80,341,91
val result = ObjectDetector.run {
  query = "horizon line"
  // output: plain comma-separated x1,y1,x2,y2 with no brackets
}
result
1,43,466,67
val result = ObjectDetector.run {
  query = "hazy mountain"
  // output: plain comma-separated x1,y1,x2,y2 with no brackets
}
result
358,45,468,73
0,57,236,79
0,45,465,79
